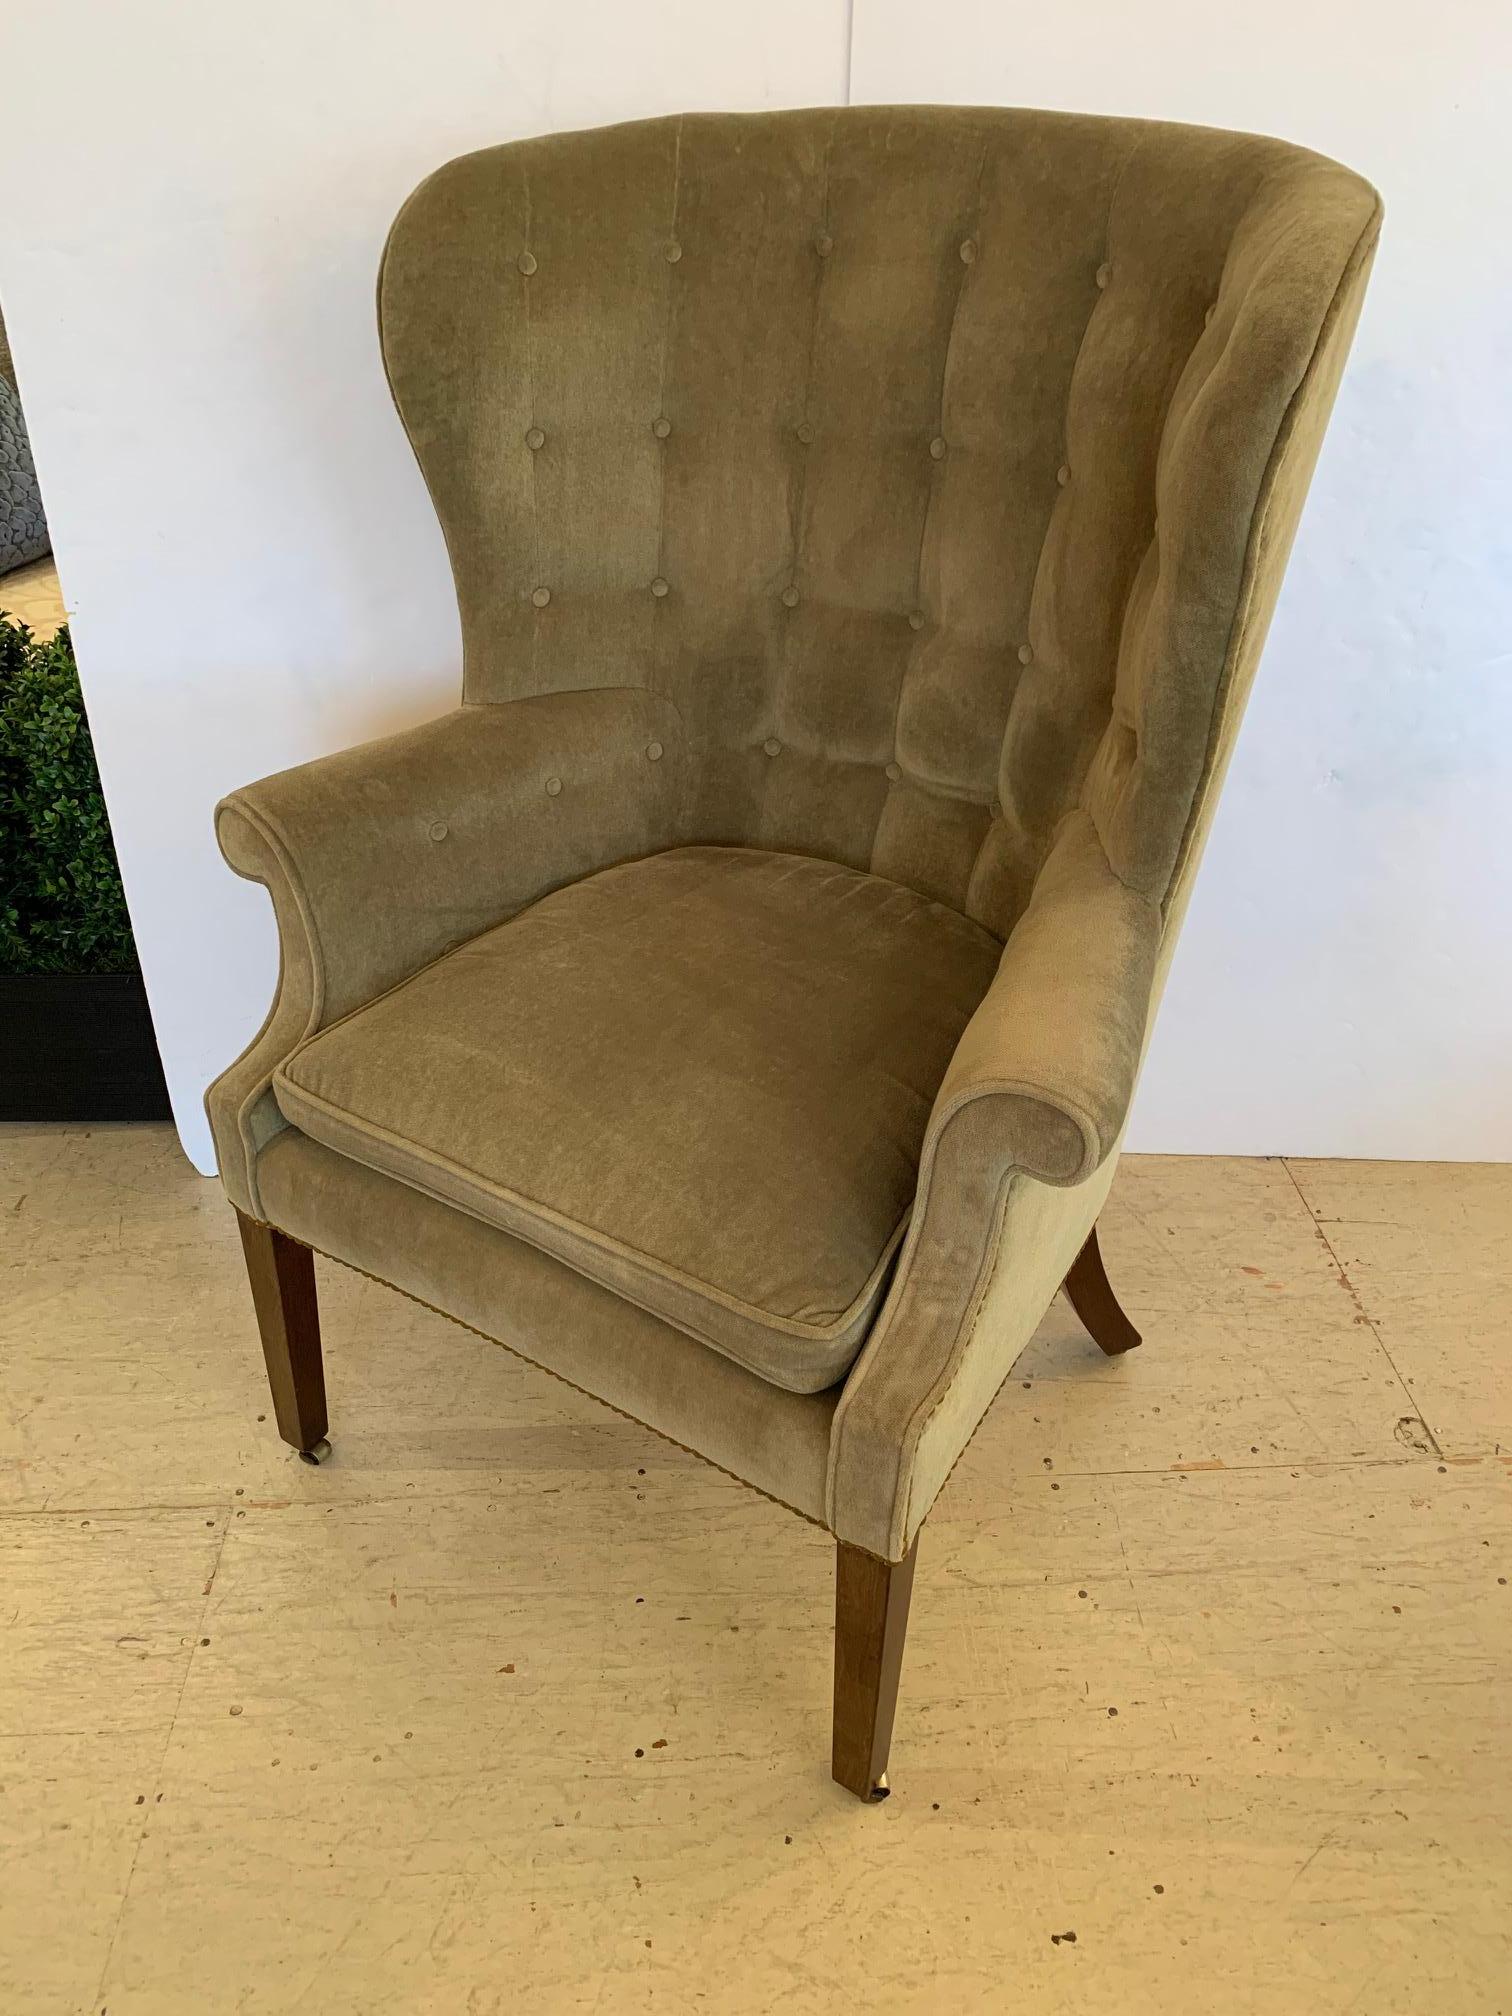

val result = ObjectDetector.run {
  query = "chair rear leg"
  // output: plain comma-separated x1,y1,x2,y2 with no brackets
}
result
832,1535,918,1801
1063,1222,1141,1356
235,1210,330,1461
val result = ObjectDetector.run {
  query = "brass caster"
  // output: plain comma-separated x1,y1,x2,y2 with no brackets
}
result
298,1437,332,1466
869,1772,891,1802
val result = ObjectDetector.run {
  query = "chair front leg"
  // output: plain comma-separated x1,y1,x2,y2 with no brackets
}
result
832,1534,919,1801
234,1210,330,1462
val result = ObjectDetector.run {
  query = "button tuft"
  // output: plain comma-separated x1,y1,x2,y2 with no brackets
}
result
646,741,664,762
545,776,562,798
651,416,671,439
929,436,947,461
763,737,782,757
795,422,814,445
781,585,800,608
531,586,551,609
885,762,902,782
664,240,682,264
1056,463,1070,486
428,821,449,843
1017,643,1034,665
1095,262,1111,289
517,251,538,276
814,232,834,257
650,576,669,598
907,610,925,631
959,238,977,265
525,426,545,451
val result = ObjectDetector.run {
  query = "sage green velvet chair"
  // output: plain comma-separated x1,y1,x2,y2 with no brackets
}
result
208,106,1379,1800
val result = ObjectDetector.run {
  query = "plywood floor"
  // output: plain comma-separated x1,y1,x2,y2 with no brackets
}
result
0,556,67,639
2,1125,1508,2014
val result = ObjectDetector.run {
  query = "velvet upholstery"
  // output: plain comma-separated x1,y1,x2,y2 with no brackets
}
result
254,1129,838,1524
274,846,1002,1392
207,106,1379,1560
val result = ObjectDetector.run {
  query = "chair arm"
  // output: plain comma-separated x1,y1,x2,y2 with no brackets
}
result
827,811,1160,1559
206,686,684,1213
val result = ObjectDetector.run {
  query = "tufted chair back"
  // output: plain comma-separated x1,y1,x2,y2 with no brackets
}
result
379,106,1379,942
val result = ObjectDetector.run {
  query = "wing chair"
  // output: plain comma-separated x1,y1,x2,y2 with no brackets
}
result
208,107,1379,1800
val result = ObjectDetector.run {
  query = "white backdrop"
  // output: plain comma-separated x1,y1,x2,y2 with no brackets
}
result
1,2,1507,1167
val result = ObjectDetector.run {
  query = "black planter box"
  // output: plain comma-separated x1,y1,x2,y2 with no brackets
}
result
1,969,171,1121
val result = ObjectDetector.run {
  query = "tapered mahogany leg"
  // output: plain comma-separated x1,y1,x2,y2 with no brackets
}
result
1063,1223,1141,1356
832,1535,918,1801
234,1210,329,1459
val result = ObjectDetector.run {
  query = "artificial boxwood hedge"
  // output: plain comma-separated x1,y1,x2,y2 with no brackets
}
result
1,611,136,974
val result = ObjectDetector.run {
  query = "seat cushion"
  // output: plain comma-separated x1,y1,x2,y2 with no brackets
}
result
273,846,1002,1392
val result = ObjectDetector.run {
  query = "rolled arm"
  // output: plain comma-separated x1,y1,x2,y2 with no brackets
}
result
207,685,685,1213
827,810,1161,1559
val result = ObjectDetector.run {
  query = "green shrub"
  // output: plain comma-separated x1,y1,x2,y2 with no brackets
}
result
0,611,136,973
